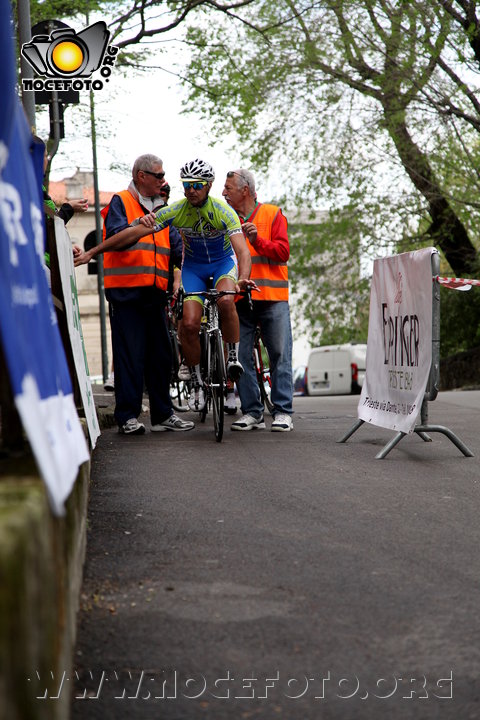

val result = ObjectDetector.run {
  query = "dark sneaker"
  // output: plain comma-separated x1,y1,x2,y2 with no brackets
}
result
231,413,265,431
227,357,244,382
151,414,195,432
119,418,145,435
271,414,293,432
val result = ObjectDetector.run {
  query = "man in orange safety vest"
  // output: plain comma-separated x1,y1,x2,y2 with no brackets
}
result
223,169,294,432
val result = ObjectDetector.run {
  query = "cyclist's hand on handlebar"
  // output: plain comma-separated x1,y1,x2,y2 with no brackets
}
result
139,212,157,229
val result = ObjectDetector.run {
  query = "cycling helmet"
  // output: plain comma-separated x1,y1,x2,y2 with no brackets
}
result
180,158,215,182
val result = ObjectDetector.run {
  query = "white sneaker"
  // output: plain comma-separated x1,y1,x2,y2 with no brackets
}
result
104,372,115,391
151,414,195,432
119,418,145,435
231,413,265,431
225,392,237,415
178,363,191,381
188,384,206,412
271,414,293,432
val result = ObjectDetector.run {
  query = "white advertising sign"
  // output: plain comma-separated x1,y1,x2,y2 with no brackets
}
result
358,248,435,434
54,218,100,448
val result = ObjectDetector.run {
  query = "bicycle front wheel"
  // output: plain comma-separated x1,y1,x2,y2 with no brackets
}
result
211,330,225,441
255,335,274,415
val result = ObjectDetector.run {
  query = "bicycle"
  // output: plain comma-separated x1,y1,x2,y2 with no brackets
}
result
177,286,251,442
253,325,274,415
166,294,190,412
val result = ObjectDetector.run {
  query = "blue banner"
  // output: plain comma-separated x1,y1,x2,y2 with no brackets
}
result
0,0,89,514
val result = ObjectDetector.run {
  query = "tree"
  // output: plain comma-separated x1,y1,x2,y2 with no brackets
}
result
165,0,480,346
19,1,480,347
182,1,480,270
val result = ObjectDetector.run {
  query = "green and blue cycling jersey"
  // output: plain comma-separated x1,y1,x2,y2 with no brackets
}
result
151,195,242,265
147,194,243,295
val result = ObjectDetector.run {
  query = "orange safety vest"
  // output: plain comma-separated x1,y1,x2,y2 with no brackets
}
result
102,190,170,290
247,203,289,301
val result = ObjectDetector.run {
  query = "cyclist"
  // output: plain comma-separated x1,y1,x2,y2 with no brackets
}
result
75,159,256,412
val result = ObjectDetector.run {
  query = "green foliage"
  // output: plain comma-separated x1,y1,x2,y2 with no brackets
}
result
23,0,104,26
178,0,480,351
440,285,480,357
289,210,371,346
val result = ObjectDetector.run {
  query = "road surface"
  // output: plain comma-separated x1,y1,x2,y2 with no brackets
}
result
71,391,480,719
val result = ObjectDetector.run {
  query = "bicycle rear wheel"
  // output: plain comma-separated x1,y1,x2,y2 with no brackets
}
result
211,330,225,441
167,317,190,412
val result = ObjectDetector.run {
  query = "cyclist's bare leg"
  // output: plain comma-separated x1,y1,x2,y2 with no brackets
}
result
216,277,239,343
178,299,203,366
216,277,243,381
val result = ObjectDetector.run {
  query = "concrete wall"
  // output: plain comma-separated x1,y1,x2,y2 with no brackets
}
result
0,458,90,720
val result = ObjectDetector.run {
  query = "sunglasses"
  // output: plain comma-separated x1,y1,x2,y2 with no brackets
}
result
182,181,207,190
227,170,251,190
143,169,165,180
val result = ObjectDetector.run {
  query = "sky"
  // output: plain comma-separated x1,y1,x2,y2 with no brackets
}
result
37,70,244,199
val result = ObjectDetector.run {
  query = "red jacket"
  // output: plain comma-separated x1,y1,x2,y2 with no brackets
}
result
245,203,289,301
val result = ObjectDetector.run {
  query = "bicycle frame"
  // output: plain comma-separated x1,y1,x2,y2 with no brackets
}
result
177,286,253,440
202,298,227,433
177,288,231,441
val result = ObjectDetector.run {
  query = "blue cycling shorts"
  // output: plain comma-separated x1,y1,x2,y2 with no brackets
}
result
182,253,238,303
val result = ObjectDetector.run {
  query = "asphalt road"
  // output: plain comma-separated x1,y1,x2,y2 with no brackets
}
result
71,391,480,719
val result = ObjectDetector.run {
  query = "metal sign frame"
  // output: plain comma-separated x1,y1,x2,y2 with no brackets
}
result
338,251,474,458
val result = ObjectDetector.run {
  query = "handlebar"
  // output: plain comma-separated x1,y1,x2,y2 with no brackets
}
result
176,286,255,319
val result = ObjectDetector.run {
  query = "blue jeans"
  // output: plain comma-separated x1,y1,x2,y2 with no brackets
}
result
237,300,293,419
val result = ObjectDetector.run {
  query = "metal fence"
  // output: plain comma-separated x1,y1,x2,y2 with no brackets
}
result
338,251,474,458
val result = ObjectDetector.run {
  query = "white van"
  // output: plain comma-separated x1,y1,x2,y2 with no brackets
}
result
306,343,367,396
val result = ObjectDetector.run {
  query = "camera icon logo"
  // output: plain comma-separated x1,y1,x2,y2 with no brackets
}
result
21,21,110,79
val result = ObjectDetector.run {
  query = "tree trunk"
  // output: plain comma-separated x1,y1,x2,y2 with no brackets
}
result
383,105,479,276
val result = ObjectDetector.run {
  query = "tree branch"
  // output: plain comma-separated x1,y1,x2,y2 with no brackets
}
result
438,0,480,64
327,1,382,82
111,0,258,47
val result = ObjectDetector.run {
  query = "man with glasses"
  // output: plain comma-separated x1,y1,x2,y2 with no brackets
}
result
223,169,294,432
75,158,256,414
75,153,194,435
